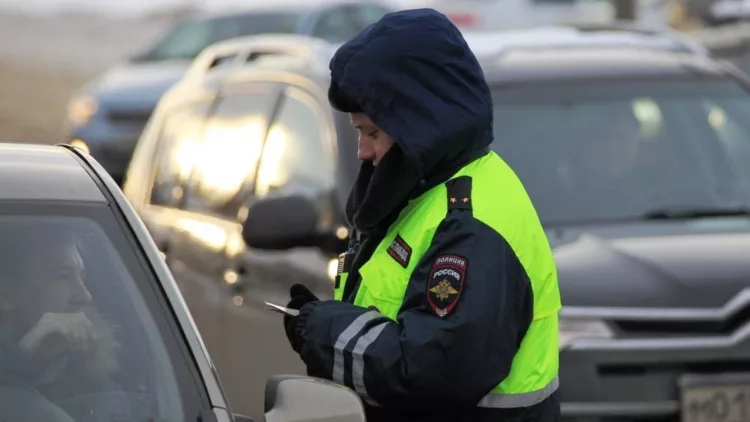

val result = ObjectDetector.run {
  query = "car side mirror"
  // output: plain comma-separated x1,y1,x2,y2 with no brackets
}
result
242,194,320,250
264,375,366,422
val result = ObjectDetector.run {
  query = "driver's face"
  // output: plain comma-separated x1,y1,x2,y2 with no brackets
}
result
14,243,92,328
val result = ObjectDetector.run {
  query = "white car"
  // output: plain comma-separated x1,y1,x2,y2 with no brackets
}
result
0,142,366,422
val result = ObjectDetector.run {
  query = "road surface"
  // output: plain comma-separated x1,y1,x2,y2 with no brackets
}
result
169,261,320,421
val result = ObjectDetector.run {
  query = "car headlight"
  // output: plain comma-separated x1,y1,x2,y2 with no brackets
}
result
327,258,338,282
559,317,614,350
67,95,98,126
69,139,90,154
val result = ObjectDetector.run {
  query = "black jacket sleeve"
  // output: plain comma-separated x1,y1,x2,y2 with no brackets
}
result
296,210,534,410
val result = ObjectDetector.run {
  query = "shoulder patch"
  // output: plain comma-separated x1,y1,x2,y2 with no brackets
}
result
426,254,467,318
386,235,412,268
445,176,472,212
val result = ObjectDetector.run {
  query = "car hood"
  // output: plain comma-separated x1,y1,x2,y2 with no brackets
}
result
550,218,750,309
84,60,191,105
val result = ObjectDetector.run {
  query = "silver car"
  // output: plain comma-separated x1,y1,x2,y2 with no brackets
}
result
62,1,392,186
0,142,366,422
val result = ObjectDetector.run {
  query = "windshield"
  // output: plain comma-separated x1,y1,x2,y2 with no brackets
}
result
0,203,204,422
137,11,305,62
491,78,750,225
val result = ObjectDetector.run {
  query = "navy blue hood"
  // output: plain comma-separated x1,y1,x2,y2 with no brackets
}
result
328,8,494,180
329,9,494,234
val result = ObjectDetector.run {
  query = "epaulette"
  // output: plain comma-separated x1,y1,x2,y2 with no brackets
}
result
445,176,473,214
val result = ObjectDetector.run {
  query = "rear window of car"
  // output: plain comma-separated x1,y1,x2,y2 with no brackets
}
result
138,11,305,62
490,78,750,225
0,202,205,421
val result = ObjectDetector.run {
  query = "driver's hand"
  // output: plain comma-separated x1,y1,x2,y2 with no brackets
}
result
19,312,97,362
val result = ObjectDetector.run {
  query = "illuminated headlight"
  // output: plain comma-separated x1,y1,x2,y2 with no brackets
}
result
327,258,338,282
69,139,90,154
559,317,614,350
67,95,98,126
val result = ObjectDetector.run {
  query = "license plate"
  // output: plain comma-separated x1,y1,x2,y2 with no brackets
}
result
681,374,750,422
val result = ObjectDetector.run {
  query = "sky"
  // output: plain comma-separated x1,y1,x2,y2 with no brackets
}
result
0,0,419,16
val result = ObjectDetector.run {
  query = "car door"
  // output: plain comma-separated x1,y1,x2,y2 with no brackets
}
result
136,98,214,259
200,80,341,421
165,81,281,285
232,81,340,307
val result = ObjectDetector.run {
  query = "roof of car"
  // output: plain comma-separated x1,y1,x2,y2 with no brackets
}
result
192,7,312,21
190,0,385,20
176,33,337,92
206,40,731,88
163,25,739,109
461,23,709,56
0,143,105,203
480,47,732,84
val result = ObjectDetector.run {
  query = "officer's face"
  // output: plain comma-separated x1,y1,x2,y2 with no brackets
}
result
350,112,394,166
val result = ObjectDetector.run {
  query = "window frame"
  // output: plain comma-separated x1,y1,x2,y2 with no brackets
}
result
145,98,216,211
0,199,212,418
180,82,282,220
253,83,338,198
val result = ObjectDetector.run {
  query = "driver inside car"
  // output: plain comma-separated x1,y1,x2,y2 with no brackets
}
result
0,224,122,421
557,104,648,220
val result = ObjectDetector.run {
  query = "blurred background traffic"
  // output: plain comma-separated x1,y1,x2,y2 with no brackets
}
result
2,0,749,148
5,1,750,422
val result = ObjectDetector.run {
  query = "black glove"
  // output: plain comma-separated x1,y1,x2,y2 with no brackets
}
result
284,284,319,353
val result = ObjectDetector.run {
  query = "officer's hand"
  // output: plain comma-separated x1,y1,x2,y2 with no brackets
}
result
283,284,319,353
289,284,318,305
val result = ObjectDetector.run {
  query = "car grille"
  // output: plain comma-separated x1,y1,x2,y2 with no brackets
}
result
563,417,679,422
562,416,679,422
598,360,750,376
613,318,743,337
611,305,750,337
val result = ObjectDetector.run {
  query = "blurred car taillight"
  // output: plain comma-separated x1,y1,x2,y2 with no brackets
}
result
447,12,480,28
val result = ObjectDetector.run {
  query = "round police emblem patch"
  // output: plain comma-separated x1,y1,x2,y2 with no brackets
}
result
426,254,467,318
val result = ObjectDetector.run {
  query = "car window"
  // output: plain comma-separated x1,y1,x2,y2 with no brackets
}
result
255,87,336,197
701,100,750,185
150,100,213,208
0,203,205,422
350,4,390,31
138,19,214,62
312,7,359,43
212,12,303,40
185,85,277,218
490,79,750,225
137,12,304,62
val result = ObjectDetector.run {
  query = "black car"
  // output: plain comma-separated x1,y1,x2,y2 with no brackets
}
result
0,143,368,422
123,28,750,422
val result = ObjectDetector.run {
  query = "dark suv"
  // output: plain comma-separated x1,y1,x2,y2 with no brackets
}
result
124,28,750,422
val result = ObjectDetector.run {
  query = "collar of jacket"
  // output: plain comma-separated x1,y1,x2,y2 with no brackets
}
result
345,143,491,235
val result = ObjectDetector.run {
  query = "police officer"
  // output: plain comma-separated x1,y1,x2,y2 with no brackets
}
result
282,8,561,422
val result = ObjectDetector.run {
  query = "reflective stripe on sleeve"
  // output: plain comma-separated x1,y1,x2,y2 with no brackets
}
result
332,311,381,384
351,321,390,407
477,376,559,408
